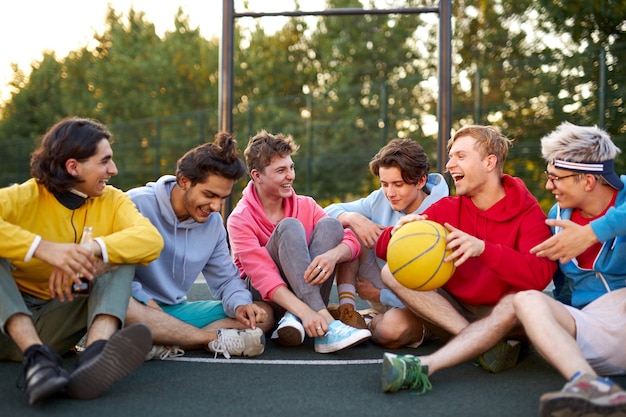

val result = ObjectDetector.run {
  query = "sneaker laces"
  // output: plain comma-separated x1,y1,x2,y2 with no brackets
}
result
404,359,432,395
208,332,245,359
328,322,353,337
147,345,185,361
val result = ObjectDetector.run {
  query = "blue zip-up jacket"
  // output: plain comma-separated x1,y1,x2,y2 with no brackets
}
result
551,175,626,308
325,173,449,306
127,175,251,317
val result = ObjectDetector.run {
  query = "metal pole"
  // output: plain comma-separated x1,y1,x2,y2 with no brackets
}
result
437,0,452,175
219,0,234,134
599,47,606,128
220,0,235,218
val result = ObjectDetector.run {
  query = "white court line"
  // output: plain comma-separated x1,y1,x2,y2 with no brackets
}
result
165,357,383,365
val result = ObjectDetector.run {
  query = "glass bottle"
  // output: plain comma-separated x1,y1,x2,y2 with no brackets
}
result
72,226,93,294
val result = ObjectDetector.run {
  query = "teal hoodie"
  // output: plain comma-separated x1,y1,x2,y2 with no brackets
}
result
127,175,251,317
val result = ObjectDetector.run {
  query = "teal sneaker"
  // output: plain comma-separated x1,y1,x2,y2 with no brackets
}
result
314,320,371,353
382,352,432,394
477,340,521,373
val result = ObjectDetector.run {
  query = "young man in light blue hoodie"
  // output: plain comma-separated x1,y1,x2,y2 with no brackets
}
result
324,139,448,347
125,132,274,359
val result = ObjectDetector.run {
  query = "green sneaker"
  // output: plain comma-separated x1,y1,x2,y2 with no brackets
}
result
381,352,432,394
477,340,521,373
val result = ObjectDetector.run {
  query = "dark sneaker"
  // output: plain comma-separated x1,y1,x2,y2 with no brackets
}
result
17,344,70,405
381,352,432,394
337,304,368,329
314,320,371,353
540,373,626,417
67,323,152,400
477,340,521,373
271,313,305,347
208,328,266,359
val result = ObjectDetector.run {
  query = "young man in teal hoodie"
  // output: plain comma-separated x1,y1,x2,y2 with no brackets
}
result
125,132,274,360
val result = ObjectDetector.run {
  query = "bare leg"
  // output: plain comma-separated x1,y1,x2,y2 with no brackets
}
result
513,290,593,379
381,264,469,335
5,313,42,352
86,314,121,347
125,299,273,350
125,298,219,349
420,294,519,375
370,307,425,348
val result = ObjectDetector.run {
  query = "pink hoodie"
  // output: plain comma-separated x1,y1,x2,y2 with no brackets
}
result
227,181,360,301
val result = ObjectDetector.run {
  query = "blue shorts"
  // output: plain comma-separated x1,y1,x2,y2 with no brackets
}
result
158,300,229,328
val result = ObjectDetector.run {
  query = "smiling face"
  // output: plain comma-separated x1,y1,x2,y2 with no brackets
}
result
445,135,492,198
175,174,235,223
544,163,584,210
71,139,118,197
253,154,295,201
379,166,426,213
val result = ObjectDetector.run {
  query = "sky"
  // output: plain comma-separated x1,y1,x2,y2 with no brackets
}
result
0,0,326,103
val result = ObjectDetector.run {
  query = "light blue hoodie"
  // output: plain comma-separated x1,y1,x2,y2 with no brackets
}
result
127,175,251,317
551,175,626,309
325,173,449,306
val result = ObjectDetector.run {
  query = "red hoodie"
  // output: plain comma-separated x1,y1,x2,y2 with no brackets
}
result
376,175,557,305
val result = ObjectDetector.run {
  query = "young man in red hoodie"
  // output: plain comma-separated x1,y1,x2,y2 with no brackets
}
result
374,125,557,383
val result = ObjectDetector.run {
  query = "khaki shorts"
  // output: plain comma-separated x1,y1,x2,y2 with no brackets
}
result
566,287,626,376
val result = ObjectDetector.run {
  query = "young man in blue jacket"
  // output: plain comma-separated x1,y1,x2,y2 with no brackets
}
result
125,132,274,359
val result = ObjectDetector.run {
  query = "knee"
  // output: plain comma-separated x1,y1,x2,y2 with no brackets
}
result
490,294,519,326
371,312,412,348
315,217,344,240
380,264,395,286
277,217,304,231
317,216,342,231
275,217,305,238
512,289,545,317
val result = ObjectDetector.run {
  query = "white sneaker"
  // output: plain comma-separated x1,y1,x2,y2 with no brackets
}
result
208,328,266,359
271,312,305,347
145,345,185,361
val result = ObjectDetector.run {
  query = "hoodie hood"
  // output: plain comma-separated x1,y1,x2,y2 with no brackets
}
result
151,175,209,230
479,174,540,222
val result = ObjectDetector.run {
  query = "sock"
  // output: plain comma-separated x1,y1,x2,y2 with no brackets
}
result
338,284,356,306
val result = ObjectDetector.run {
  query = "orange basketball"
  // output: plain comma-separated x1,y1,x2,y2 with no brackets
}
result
387,220,455,291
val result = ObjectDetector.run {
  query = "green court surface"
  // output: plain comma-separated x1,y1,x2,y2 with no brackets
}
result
2,284,623,417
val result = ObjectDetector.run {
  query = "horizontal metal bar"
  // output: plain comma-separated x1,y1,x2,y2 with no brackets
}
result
234,7,439,18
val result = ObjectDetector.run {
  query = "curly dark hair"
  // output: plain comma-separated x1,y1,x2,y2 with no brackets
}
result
30,117,112,193
176,131,246,185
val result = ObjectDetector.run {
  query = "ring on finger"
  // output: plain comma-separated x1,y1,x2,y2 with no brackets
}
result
320,269,326,274
316,265,322,271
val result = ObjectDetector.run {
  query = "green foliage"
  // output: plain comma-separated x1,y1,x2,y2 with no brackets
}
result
0,0,625,216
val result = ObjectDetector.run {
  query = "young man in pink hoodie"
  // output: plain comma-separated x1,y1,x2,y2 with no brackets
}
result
227,130,371,353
